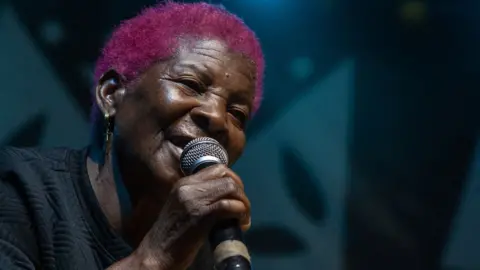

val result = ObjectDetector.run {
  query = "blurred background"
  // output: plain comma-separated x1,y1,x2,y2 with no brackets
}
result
0,0,479,269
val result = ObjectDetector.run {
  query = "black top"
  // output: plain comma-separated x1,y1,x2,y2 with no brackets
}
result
0,147,212,269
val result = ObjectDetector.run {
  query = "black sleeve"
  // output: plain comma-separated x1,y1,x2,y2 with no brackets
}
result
0,175,38,269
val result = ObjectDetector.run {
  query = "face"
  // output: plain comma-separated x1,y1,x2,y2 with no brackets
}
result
96,39,256,196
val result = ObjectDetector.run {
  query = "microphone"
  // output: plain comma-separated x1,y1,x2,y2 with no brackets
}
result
180,137,251,270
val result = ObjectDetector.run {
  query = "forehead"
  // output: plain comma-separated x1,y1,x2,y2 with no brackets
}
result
177,39,255,69
174,39,256,87
135,38,257,108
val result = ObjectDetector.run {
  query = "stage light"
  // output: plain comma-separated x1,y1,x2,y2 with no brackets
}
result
399,1,427,25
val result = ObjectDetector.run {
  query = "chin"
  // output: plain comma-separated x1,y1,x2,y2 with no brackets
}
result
148,154,183,189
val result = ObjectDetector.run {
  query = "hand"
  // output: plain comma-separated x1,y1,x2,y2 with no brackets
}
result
133,164,251,270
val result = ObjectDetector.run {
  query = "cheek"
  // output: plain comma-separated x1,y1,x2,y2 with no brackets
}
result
113,84,194,153
116,85,174,134
115,96,165,152
228,131,247,164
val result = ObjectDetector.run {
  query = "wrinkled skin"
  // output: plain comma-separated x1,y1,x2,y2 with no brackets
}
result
89,39,256,270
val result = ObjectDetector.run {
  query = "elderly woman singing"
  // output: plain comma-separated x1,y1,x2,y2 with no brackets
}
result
0,2,265,270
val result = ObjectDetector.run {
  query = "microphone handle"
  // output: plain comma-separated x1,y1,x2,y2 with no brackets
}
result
209,219,251,270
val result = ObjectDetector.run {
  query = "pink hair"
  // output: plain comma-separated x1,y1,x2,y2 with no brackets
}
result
93,1,265,117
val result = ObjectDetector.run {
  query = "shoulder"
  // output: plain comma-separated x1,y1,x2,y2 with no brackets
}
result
0,146,85,196
0,147,84,267
0,146,86,227
0,146,74,175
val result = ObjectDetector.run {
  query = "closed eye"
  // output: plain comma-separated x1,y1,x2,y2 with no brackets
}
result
228,107,248,129
180,79,206,94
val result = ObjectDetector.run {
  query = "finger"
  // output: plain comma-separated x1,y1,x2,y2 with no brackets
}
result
177,177,250,218
177,177,241,207
207,178,251,220
215,167,244,190
222,169,244,190
240,218,251,232
192,177,244,201
207,199,250,227
194,177,250,202
239,210,251,231
183,164,245,190
184,178,251,217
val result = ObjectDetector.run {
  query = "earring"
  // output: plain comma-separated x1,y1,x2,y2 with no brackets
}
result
104,113,114,157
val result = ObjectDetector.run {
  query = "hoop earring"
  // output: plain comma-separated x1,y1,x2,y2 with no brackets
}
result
104,113,114,158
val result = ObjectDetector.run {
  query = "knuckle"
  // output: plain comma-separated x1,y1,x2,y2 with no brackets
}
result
228,172,244,188
186,202,205,218
224,178,237,192
180,195,209,218
176,185,193,203
176,175,195,187
213,164,229,176
205,165,244,186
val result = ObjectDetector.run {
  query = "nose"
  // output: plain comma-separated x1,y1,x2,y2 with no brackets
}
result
190,98,228,144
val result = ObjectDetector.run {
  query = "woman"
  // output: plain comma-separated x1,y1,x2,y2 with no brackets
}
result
0,2,264,270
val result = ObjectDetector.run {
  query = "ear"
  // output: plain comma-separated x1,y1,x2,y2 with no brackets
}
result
95,69,126,117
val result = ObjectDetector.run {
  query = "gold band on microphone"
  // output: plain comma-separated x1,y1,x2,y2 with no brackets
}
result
213,240,251,265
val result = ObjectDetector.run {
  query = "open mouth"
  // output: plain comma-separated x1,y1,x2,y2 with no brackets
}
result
169,135,195,150
167,134,198,161
167,141,183,160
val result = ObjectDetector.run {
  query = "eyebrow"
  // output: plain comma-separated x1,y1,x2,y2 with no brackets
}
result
229,88,254,109
174,62,213,82
176,62,209,74
176,62,254,108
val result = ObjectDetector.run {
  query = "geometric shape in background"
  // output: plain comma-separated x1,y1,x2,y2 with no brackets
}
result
442,137,480,269
0,6,89,148
80,62,95,85
281,145,327,226
245,225,308,256
3,113,47,147
290,57,315,81
233,59,354,270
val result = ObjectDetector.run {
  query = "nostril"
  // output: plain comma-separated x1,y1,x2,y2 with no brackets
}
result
191,107,227,134
190,109,228,149
191,112,210,132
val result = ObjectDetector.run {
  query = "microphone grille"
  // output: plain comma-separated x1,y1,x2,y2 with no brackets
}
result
180,137,228,175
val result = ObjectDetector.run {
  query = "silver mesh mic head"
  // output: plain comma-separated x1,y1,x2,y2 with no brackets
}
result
180,137,228,175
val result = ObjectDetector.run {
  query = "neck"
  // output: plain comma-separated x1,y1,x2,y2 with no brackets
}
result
86,149,167,247
86,154,123,232
115,150,168,246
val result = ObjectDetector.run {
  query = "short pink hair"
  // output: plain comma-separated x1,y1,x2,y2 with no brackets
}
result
93,1,265,116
